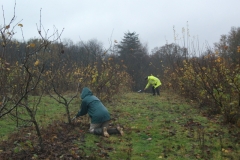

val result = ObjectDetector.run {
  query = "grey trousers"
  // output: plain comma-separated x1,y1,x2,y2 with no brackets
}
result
89,120,110,133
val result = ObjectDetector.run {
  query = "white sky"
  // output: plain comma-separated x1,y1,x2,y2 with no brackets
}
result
1,0,240,52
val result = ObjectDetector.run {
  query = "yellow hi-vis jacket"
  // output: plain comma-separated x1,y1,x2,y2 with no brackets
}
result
145,75,161,89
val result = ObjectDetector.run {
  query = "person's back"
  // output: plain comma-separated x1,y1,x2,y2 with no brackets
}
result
76,87,110,124
86,100,110,124
74,87,123,137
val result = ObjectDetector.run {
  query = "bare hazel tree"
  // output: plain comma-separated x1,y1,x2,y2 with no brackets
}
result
43,40,98,124
45,55,80,124
0,4,63,151
0,2,24,119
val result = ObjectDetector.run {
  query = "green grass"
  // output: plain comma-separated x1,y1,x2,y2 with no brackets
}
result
0,94,80,139
1,91,239,159
78,91,240,160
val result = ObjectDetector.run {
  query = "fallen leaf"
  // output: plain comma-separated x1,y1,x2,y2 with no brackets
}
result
51,135,57,142
147,138,152,141
222,149,230,153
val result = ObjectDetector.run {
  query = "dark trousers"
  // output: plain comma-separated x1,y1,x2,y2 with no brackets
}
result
152,86,160,95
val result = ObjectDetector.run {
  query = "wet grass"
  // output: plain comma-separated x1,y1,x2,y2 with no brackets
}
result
0,91,239,159
0,95,79,139
80,91,240,159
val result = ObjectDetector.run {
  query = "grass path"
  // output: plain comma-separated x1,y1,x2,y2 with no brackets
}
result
0,91,239,159
82,91,240,160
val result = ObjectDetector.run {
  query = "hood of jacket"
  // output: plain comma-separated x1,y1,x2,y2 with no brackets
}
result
81,87,93,99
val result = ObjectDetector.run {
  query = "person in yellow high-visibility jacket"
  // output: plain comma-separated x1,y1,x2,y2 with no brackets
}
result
144,75,161,96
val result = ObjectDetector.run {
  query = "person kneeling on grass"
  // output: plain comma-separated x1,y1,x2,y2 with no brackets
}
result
72,87,124,137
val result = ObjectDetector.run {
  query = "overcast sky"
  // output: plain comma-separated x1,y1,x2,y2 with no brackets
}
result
1,0,240,52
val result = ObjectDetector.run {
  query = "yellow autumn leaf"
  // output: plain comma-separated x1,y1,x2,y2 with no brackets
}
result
30,43,35,47
34,59,40,66
18,24,23,27
215,57,221,63
51,135,57,142
222,149,230,153
92,78,96,83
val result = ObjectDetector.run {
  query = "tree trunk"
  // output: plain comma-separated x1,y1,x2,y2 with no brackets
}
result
32,119,44,151
65,105,71,124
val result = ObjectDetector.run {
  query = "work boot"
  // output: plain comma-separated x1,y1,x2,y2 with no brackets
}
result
103,127,110,138
93,128,103,135
93,127,110,137
107,128,119,134
117,126,124,136
107,127,124,136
